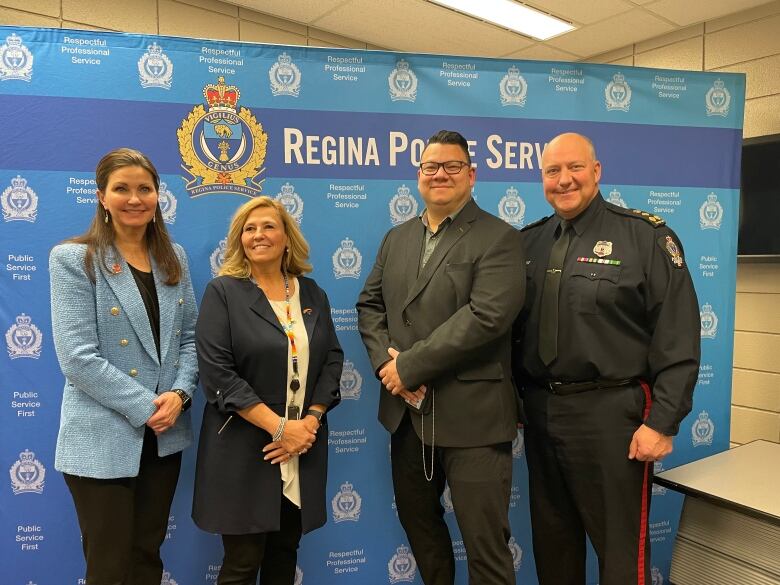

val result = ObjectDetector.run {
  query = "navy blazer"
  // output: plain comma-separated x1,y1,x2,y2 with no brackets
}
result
192,275,342,535
49,243,199,478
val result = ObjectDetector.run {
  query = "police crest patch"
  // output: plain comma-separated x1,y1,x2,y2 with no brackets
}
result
658,235,684,268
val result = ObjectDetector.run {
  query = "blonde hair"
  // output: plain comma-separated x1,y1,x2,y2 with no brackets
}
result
219,196,311,278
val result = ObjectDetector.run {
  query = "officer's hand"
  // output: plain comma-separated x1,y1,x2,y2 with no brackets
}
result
628,424,673,461
379,348,409,394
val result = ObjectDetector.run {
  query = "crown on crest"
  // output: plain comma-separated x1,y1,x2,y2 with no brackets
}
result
15,313,32,326
6,33,23,48
11,175,28,190
340,481,354,493
505,186,519,198
19,449,35,463
340,238,355,250
203,76,240,112
396,185,411,197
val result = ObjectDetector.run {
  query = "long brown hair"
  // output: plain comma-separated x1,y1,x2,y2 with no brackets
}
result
68,148,181,285
219,196,312,279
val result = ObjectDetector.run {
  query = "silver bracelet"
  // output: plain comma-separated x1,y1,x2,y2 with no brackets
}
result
272,417,287,442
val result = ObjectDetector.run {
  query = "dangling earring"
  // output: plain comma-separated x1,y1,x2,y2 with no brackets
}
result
104,209,109,224
152,214,156,223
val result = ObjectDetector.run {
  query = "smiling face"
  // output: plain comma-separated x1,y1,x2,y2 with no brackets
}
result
98,165,158,234
541,133,602,219
417,143,475,215
241,206,288,272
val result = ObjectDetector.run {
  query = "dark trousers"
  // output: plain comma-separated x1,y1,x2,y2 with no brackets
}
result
391,413,515,585
218,496,302,585
523,383,653,585
63,427,182,585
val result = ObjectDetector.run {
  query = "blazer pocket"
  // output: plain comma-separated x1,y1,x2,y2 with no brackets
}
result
456,361,504,381
445,261,474,307
445,261,473,272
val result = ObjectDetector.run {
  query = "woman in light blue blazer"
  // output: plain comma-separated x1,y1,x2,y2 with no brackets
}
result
49,148,198,585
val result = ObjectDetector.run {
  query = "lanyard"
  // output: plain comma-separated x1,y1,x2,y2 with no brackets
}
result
279,272,301,419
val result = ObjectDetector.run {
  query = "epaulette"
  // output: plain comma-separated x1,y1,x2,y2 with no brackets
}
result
520,214,552,232
606,204,666,228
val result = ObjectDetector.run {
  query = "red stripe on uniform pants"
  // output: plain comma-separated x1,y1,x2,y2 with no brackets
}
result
637,380,653,585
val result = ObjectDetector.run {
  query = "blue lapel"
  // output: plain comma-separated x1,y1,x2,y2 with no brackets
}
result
99,250,159,364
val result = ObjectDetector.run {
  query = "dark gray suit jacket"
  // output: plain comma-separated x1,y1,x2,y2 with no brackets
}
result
357,199,525,447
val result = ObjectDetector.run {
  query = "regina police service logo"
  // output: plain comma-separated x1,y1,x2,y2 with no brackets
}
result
2,175,38,222
388,545,417,583
0,33,33,81
512,428,525,459
6,313,42,359
138,42,173,89
607,188,628,208
652,461,667,496
332,237,362,279
389,59,418,102
651,566,664,585
210,238,227,278
158,181,177,224
160,571,178,585
178,76,268,197
699,193,723,230
389,185,418,225
499,66,527,107
508,536,523,570
340,360,363,400
605,73,631,112
692,411,715,447
269,52,301,97
9,449,45,494
706,79,731,117
498,186,526,227
331,481,362,522
700,303,718,339
275,183,304,224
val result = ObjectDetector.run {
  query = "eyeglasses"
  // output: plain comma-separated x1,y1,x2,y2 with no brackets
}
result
419,161,470,176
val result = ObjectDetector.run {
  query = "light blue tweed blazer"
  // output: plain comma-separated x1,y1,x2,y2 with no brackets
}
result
49,242,198,479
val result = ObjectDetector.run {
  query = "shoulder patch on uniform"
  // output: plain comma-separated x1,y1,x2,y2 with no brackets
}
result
657,234,685,268
606,204,666,227
520,214,552,232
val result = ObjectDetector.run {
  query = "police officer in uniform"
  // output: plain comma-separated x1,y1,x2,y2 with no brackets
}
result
513,133,700,585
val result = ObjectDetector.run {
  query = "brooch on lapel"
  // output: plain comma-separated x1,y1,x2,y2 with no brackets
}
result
112,263,122,274
303,307,313,315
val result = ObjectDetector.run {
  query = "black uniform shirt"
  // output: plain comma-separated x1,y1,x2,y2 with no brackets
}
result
516,193,700,436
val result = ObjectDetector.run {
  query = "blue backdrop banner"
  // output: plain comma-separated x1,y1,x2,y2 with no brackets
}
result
1,26,743,585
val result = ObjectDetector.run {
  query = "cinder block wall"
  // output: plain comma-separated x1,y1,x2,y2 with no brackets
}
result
2,0,778,445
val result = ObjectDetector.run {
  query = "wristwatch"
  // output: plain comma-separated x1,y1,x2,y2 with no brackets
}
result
172,389,191,412
304,409,324,422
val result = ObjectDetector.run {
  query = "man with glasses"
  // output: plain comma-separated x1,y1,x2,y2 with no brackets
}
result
357,130,525,584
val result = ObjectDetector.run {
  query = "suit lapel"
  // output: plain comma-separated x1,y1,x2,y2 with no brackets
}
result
100,251,159,363
403,200,477,309
298,278,319,343
152,257,174,363
248,280,284,333
404,220,426,296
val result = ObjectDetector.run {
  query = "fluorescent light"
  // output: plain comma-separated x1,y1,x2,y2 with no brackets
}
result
429,0,575,41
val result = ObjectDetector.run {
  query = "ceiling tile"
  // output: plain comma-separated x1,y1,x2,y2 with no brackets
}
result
228,0,350,24
546,9,675,57
644,0,774,27
502,44,579,62
526,0,634,25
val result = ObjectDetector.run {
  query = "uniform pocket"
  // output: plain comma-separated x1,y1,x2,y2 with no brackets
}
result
568,263,621,314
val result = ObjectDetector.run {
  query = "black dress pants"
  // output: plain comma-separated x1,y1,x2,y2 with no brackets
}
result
391,413,515,585
523,382,653,585
218,495,303,585
63,427,182,585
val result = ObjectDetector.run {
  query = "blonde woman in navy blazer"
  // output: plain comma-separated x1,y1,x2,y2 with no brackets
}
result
49,148,198,585
193,196,342,585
